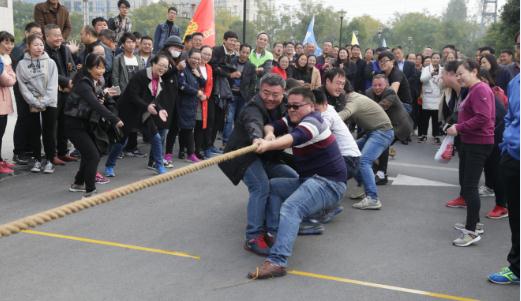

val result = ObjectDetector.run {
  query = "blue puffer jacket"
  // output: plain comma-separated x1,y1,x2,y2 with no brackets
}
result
177,67,206,129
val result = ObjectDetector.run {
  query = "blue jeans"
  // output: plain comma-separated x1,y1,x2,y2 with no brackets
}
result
242,158,298,240
355,129,394,198
267,176,347,266
223,95,242,144
105,138,127,168
148,129,167,164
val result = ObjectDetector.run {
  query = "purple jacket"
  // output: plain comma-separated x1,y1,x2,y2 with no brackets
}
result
456,82,495,144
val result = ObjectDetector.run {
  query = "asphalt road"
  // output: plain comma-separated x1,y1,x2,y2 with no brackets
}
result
0,139,518,301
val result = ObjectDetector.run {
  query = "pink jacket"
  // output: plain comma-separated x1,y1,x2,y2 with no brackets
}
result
0,60,16,115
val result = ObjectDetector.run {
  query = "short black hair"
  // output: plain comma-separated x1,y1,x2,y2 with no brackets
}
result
351,44,361,50
192,32,204,39
25,22,41,33
188,48,201,58
273,42,283,48
391,46,403,52
91,17,108,27
150,53,170,65
141,35,153,43
223,31,238,40
240,43,252,52
132,32,142,40
117,0,130,8
168,7,177,13
119,32,136,45
44,24,61,36
444,60,461,73
0,31,15,43
256,32,269,39
312,89,327,105
287,86,316,104
500,49,514,56
378,51,395,61
284,41,295,47
260,73,286,89
184,34,193,43
324,67,346,83
480,46,495,54
442,44,457,51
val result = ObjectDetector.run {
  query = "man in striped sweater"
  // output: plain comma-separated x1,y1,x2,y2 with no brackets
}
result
247,87,347,280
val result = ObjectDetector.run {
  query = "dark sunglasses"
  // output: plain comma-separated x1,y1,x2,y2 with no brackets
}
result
287,103,308,110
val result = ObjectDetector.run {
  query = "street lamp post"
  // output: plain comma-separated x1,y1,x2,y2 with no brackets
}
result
83,0,89,26
243,0,247,43
407,36,413,53
339,10,346,47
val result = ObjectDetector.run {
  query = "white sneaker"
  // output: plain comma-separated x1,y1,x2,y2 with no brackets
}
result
352,196,382,210
479,185,495,197
453,229,481,247
31,160,42,173
43,161,55,174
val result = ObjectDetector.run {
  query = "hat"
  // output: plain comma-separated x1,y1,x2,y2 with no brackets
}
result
163,36,184,49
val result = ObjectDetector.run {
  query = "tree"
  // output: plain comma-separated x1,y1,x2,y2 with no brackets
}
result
482,0,520,53
13,0,35,43
443,0,468,22
132,2,189,38
344,15,384,49
388,12,441,53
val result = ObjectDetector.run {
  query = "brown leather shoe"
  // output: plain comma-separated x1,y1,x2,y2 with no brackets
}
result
247,260,286,279
52,156,66,166
58,155,78,162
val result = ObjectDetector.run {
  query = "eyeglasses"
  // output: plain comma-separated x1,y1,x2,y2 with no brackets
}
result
379,59,391,65
287,103,309,110
156,64,169,69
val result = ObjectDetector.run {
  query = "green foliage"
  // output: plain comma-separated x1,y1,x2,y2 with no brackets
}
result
13,0,34,43
132,1,188,37
387,12,441,54
482,0,520,53
443,0,467,22
344,15,384,49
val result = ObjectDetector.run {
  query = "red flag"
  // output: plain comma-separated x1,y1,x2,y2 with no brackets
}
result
183,0,215,47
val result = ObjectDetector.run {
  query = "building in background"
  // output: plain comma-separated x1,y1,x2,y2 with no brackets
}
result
0,0,14,34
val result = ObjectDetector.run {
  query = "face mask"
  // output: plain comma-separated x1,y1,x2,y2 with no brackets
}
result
170,50,181,58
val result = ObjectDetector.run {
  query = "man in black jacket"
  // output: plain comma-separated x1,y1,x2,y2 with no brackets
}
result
44,24,78,164
222,43,256,149
218,73,298,257
207,31,239,155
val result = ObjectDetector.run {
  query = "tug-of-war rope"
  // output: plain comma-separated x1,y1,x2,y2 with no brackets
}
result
0,144,258,238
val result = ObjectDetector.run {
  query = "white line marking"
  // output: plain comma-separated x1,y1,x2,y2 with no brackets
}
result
389,174,458,187
389,162,458,172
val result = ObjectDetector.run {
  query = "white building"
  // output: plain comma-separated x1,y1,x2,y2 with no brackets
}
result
0,0,14,34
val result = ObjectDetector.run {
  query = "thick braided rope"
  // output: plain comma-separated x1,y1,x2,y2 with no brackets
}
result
0,144,258,238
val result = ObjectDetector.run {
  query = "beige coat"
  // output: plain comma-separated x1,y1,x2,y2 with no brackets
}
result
0,56,16,115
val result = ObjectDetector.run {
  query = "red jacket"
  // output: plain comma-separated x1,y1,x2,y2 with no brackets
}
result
271,66,287,80
201,63,213,129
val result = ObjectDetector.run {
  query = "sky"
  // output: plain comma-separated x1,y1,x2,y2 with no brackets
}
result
276,0,507,23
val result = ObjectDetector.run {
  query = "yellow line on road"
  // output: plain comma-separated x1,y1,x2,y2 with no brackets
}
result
288,270,479,301
21,230,200,260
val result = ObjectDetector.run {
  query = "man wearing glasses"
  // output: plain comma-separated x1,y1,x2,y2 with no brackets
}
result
219,74,298,257
246,86,347,279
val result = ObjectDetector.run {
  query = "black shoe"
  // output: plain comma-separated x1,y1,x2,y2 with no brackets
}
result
375,175,388,185
315,206,344,224
178,151,186,160
195,152,206,160
13,154,29,165
298,222,324,235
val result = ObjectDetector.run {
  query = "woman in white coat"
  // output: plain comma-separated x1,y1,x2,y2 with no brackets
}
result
419,52,443,144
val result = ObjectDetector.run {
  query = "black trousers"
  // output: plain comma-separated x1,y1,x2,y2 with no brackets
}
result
484,144,506,207
13,84,39,155
458,143,493,232
194,120,206,154
65,121,100,193
165,107,179,154
0,115,7,161
419,109,440,137
178,128,194,155
206,98,225,149
56,92,70,156
500,153,520,277
29,108,58,161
